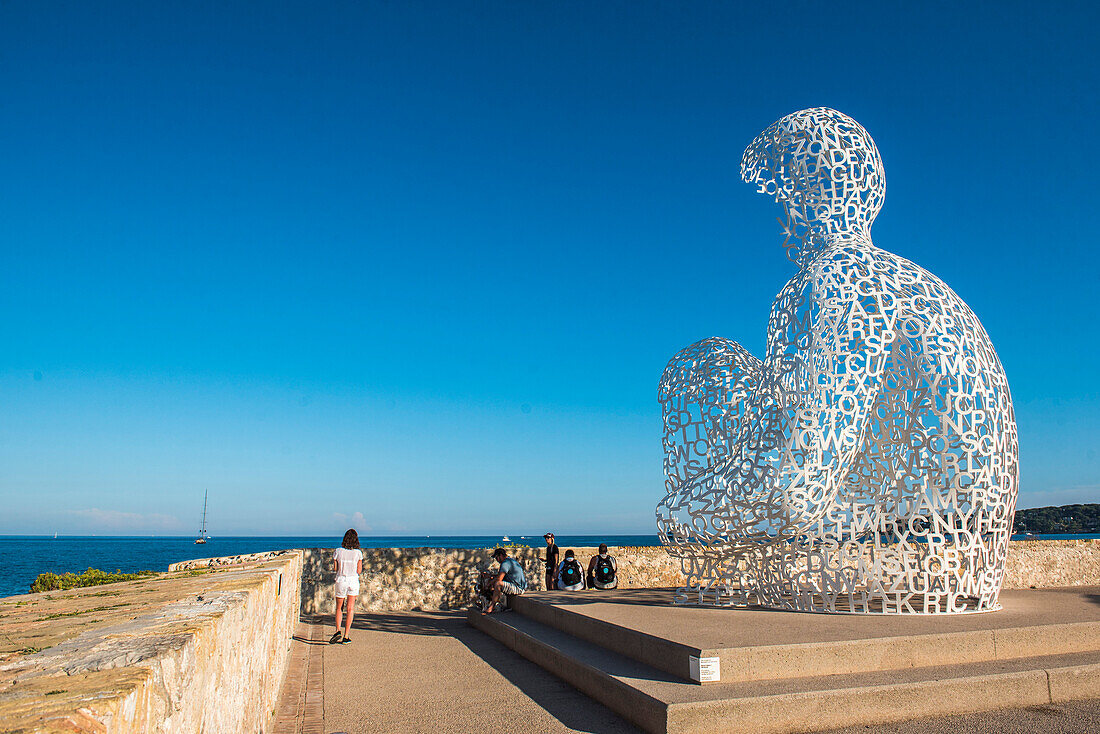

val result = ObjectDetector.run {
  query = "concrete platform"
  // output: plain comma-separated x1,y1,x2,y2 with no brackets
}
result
508,586,1100,683
468,586,1100,734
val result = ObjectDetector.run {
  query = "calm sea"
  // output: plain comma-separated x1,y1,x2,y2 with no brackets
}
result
0,534,659,598
2,533,1097,599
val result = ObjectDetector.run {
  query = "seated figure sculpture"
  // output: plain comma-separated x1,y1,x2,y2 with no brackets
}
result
657,108,1018,614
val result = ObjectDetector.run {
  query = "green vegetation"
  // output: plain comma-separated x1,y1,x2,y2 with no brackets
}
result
30,568,157,594
1014,504,1100,534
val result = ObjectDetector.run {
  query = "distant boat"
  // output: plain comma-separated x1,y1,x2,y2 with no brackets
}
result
195,490,209,545
53,532,57,539
502,536,511,542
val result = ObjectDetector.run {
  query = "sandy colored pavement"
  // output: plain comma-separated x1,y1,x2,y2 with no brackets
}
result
316,608,1100,734
320,610,641,734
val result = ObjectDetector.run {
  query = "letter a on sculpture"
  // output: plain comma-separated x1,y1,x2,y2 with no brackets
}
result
657,107,1018,614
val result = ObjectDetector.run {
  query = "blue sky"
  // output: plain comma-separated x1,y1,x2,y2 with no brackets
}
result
1,1,1097,536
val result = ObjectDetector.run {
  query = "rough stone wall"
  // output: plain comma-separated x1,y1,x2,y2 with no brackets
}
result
1003,539,1100,589
295,540,1100,613
0,554,301,733
602,546,689,588
299,545,686,614
300,547,545,614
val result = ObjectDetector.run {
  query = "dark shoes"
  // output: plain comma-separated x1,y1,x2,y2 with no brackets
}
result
329,631,343,645
340,636,351,644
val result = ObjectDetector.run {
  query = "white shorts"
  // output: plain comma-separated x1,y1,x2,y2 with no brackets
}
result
335,575,360,598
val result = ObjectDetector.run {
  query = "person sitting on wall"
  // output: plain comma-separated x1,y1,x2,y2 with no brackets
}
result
556,549,586,591
587,543,618,590
483,547,527,614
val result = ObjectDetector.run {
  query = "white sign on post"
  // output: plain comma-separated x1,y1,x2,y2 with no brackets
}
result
689,655,720,683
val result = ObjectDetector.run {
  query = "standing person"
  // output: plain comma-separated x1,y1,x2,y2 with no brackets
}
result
587,543,618,590
543,533,560,590
556,549,586,591
483,547,527,614
331,529,363,644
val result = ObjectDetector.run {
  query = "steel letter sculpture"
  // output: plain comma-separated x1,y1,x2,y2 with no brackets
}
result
657,108,1018,614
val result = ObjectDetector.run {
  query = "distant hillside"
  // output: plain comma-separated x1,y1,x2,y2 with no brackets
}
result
1013,504,1100,534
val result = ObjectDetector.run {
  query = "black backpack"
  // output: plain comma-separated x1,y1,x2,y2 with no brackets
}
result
595,555,615,584
561,558,582,586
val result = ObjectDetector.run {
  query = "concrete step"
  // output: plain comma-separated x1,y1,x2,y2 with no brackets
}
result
509,587,1100,684
468,608,1100,734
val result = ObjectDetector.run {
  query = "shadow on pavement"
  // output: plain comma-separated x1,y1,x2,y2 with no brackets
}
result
318,607,641,733
314,610,456,636
291,633,329,646
448,616,643,734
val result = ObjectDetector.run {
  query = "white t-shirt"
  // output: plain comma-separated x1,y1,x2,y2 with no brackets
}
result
334,547,363,578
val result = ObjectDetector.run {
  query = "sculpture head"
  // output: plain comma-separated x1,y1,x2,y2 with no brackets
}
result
741,107,885,263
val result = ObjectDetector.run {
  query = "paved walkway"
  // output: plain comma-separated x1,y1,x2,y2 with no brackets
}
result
272,619,326,734
272,610,1100,734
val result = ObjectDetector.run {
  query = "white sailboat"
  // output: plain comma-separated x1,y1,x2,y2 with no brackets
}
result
194,490,209,544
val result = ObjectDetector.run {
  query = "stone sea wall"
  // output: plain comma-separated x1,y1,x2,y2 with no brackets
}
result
299,547,545,614
293,540,1100,613
0,553,302,733
1004,539,1100,589
296,545,690,613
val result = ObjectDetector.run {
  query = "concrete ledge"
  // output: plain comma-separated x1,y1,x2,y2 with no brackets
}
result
669,668,1053,734
513,587,1100,684
512,593,700,681
1048,662,1100,703
469,608,1100,734
468,609,669,734
720,620,1100,683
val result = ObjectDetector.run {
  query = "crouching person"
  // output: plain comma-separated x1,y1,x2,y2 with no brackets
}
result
483,547,526,614
556,549,586,591
587,543,618,590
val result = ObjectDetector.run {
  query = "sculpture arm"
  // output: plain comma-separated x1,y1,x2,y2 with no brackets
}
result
659,337,763,497
660,255,890,545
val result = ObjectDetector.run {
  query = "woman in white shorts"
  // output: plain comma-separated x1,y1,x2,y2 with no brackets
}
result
331,529,364,644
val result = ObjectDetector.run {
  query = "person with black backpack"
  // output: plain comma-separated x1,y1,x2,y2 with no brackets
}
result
555,549,586,591
587,543,618,590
